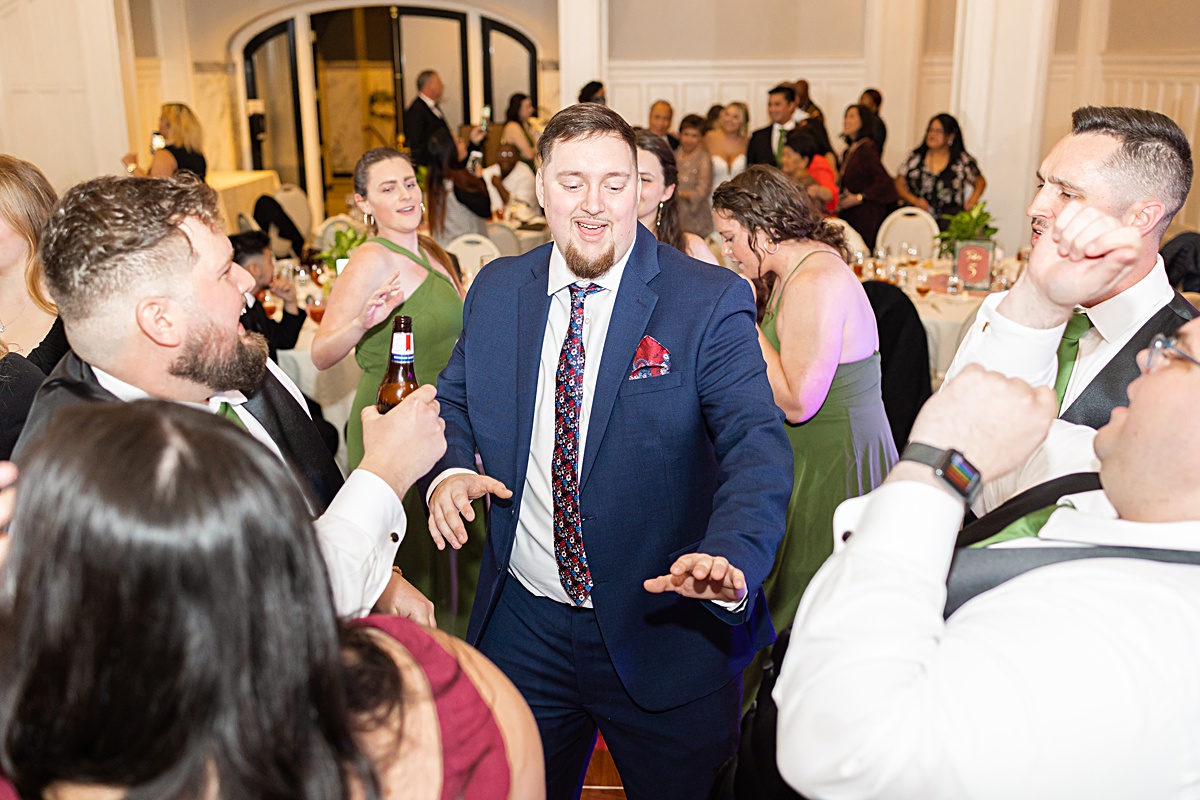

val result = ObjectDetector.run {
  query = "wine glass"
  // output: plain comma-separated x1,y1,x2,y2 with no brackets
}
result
258,289,278,318
915,273,931,298
946,274,963,297
306,296,326,324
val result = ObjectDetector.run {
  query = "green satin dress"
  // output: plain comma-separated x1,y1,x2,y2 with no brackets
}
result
746,256,898,704
346,237,481,632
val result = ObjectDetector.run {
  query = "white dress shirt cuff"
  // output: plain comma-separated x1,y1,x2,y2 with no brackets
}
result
947,292,1064,387
318,468,406,618
426,467,479,504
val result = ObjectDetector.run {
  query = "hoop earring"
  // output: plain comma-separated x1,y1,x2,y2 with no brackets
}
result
654,201,664,234
765,239,779,255
421,202,427,216
364,213,376,229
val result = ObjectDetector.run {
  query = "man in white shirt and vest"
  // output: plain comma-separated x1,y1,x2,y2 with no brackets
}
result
945,106,1195,517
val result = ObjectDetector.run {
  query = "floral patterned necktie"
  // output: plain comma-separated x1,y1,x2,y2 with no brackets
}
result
553,282,603,604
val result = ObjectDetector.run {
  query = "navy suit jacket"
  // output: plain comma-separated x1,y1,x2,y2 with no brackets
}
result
433,225,793,711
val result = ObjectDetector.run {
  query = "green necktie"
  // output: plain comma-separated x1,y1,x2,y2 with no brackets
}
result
970,501,1072,549
775,128,786,165
1054,312,1094,411
216,400,248,432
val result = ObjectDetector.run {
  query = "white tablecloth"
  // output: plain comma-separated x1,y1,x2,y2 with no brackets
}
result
209,170,282,234
910,290,986,387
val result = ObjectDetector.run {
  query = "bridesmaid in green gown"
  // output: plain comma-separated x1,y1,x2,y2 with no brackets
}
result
713,165,897,703
312,147,481,632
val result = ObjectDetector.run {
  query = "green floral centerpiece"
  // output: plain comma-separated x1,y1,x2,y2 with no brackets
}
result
934,202,998,257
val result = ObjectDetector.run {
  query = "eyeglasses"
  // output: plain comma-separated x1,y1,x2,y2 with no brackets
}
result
1143,333,1200,374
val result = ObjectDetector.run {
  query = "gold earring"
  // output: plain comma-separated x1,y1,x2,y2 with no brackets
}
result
364,212,376,229
421,202,426,215
655,201,664,233
765,239,779,255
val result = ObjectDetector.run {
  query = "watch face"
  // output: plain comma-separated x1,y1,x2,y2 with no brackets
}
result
938,450,981,498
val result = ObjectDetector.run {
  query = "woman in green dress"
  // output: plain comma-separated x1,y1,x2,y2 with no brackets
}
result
313,147,478,629
713,165,897,699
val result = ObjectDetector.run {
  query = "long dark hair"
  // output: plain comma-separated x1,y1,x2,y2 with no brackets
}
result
635,129,687,254
842,103,885,149
505,93,529,124
0,401,400,799
425,127,486,238
712,165,848,262
912,113,967,163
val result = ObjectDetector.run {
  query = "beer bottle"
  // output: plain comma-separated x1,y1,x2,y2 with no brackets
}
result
376,316,418,413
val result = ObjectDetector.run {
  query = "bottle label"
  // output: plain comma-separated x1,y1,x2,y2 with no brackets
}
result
390,331,414,364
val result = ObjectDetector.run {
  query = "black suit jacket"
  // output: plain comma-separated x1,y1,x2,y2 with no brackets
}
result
241,301,306,363
1060,292,1197,429
746,125,777,167
14,352,344,511
404,97,450,167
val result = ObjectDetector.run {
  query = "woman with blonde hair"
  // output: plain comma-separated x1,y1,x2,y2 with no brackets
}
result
0,155,62,370
122,102,207,179
705,100,751,186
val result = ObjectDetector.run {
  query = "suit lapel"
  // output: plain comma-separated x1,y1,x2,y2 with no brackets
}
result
516,258,553,486
580,230,660,491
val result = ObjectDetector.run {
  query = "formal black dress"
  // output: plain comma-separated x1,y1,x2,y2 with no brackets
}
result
0,353,45,460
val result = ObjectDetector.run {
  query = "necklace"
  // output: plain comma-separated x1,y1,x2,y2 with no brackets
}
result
0,299,31,334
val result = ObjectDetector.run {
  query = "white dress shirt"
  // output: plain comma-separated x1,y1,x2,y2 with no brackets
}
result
419,92,443,119
507,244,631,606
93,360,405,618
775,480,1200,800
944,257,1173,514
482,162,538,213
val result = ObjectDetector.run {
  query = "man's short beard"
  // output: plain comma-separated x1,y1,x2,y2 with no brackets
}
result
564,239,616,280
168,319,269,395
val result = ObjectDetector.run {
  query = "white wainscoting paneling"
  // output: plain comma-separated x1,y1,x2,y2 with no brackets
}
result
1103,52,1200,232
607,58,865,134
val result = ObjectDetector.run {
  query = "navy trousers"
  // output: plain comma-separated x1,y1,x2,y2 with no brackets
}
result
478,576,742,800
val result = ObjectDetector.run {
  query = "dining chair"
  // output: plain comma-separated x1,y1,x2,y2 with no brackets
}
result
876,207,940,258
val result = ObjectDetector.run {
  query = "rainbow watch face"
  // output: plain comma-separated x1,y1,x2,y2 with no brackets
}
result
935,449,982,504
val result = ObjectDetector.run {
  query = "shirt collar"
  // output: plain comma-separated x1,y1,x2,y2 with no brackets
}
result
546,238,634,297
420,93,439,111
1081,254,1171,342
92,365,247,413
1038,489,1200,552
773,120,795,132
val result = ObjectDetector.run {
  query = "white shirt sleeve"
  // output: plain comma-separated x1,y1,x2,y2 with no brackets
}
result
317,469,406,618
774,481,969,799
943,291,1065,388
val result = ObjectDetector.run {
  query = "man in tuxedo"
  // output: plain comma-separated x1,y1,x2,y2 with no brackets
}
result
15,174,443,622
403,69,449,167
945,106,1195,516
425,103,792,799
230,230,305,361
746,84,798,167
792,78,825,125
775,314,1200,797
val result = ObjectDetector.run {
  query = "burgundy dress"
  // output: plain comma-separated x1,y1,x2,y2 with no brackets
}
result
838,138,899,250
353,614,512,799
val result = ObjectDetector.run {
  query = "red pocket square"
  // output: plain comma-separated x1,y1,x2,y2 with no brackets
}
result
629,335,671,380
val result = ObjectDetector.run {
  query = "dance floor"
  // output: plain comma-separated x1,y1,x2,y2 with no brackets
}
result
582,741,625,799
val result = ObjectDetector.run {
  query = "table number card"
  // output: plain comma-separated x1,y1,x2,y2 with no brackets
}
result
954,241,995,291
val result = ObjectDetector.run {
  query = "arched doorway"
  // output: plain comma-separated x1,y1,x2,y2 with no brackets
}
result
234,3,540,224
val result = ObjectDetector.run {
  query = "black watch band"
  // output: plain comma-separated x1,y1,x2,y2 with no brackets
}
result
899,442,983,504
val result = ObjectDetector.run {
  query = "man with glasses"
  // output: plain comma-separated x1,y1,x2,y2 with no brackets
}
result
772,310,1200,798
944,106,1196,516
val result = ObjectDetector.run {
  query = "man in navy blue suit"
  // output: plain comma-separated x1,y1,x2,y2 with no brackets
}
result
426,103,792,799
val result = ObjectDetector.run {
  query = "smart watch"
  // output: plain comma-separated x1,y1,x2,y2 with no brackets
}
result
899,442,982,504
